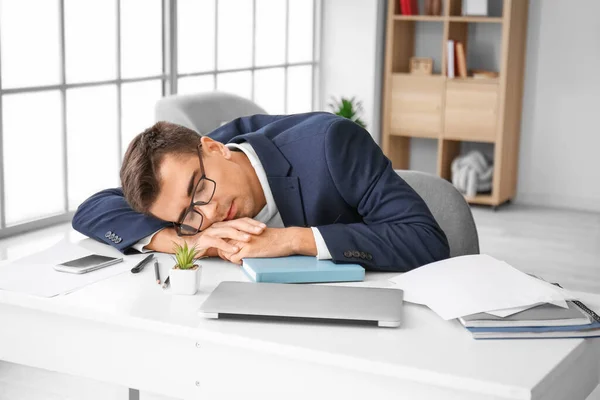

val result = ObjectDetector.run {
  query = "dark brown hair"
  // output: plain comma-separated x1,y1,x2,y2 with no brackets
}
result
120,121,201,214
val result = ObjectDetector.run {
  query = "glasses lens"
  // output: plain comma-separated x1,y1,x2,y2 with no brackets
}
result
193,178,216,204
180,210,203,235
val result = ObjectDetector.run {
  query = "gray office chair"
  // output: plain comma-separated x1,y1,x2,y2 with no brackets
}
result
396,170,479,257
155,91,267,134
154,91,479,257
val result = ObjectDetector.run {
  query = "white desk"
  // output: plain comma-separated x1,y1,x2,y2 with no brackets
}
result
0,238,598,400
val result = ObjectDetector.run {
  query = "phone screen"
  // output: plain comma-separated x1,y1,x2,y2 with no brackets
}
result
60,254,118,268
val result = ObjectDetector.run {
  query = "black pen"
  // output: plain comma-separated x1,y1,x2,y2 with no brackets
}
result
162,276,170,289
130,254,154,274
154,259,161,285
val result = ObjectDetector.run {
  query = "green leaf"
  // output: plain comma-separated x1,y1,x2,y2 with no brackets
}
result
172,241,201,270
328,96,367,129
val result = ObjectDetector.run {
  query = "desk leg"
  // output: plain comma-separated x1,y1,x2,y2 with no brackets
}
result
129,388,140,400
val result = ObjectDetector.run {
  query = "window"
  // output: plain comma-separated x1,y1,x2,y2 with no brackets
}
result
0,0,319,235
176,0,317,114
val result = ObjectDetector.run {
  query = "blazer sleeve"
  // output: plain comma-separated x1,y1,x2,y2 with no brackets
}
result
315,119,450,272
71,114,295,253
71,188,170,253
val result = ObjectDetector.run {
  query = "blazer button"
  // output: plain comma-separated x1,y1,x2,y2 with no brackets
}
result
343,251,352,258
352,251,360,258
116,237,122,244
366,254,373,261
105,231,112,238
360,252,367,259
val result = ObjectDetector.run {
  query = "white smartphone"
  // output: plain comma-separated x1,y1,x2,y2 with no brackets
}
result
54,254,123,274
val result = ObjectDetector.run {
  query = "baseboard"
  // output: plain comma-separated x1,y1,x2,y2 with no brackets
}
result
515,192,600,213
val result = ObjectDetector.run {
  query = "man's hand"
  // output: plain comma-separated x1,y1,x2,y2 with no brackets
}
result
218,227,317,264
146,218,266,255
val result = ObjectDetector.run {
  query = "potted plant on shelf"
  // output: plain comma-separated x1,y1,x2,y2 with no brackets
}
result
169,241,202,295
328,96,367,129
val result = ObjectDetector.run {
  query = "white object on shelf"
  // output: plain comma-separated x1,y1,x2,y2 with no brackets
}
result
447,40,455,79
462,0,488,16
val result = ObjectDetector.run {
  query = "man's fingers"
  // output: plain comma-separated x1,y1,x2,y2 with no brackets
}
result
202,236,239,254
207,226,252,242
213,218,266,235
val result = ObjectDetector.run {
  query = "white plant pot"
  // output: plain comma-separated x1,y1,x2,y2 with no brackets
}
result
169,265,201,295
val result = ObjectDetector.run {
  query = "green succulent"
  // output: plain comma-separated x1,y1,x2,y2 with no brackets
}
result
328,96,367,129
172,241,202,270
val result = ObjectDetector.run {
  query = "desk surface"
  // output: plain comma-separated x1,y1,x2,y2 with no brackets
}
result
1,237,599,399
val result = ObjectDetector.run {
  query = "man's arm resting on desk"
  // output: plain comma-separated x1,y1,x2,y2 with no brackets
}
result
72,188,171,252
219,227,317,264
141,219,268,255
73,188,267,255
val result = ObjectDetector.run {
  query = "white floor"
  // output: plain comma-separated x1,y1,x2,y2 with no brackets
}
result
0,203,599,400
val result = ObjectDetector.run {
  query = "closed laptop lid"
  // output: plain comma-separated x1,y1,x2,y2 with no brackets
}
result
199,281,404,328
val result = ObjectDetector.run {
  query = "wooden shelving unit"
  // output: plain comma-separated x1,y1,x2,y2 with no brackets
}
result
382,0,529,207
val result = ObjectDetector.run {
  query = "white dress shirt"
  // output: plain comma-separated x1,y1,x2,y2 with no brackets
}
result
133,141,332,259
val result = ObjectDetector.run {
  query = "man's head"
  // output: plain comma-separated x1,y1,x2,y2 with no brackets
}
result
120,122,263,232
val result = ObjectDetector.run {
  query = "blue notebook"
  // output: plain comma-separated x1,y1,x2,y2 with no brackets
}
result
241,256,365,284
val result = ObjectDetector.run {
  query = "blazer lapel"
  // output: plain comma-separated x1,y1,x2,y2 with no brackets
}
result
267,176,307,227
231,133,307,227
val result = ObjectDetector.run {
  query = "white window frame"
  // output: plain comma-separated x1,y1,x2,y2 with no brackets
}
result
0,0,321,239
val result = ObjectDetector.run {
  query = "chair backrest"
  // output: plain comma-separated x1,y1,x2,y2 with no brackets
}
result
396,170,480,257
155,91,267,134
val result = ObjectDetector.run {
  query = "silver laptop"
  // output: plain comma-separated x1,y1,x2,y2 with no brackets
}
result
199,281,403,328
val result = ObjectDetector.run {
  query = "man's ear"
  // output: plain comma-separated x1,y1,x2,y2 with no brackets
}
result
200,136,232,159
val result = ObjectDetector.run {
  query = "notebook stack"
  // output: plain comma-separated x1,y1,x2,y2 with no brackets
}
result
459,301,600,340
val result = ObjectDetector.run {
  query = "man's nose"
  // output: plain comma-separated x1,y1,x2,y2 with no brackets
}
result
195,202,219,226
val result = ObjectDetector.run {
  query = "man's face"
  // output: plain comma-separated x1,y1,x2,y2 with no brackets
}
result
148,138,257,230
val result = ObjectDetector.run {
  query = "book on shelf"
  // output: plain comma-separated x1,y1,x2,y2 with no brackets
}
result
446,40,455,78
456,42,468,78
399,0,419,15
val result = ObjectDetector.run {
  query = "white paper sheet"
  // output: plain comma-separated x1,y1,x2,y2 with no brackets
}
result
0,239,148,297
388,254,572,320
485,278,579,317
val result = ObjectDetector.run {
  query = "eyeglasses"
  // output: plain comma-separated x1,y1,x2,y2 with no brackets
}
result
173,144,216,236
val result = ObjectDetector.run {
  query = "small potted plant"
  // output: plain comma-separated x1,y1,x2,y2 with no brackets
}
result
169,241,202,295
328,96,367,129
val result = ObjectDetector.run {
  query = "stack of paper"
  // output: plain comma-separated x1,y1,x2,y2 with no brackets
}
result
389,255,600,339
388,255,575,320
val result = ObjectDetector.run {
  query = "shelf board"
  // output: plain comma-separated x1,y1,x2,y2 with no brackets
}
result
448,77,500,84
448,16,503,23
394,15,445,22
464,194,496,205
392,72,445,78
390,131,439,140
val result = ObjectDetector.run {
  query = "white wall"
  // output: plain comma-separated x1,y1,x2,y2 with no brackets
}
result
516,0,600,212
320,0,600,212
319,0,381,141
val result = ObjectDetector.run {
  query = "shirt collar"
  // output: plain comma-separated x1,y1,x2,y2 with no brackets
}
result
226,142,277,224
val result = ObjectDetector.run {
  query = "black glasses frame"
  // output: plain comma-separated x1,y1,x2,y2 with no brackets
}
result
173,144,216,236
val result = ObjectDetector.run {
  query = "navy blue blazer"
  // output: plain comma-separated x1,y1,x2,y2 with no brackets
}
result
72,112,449,272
